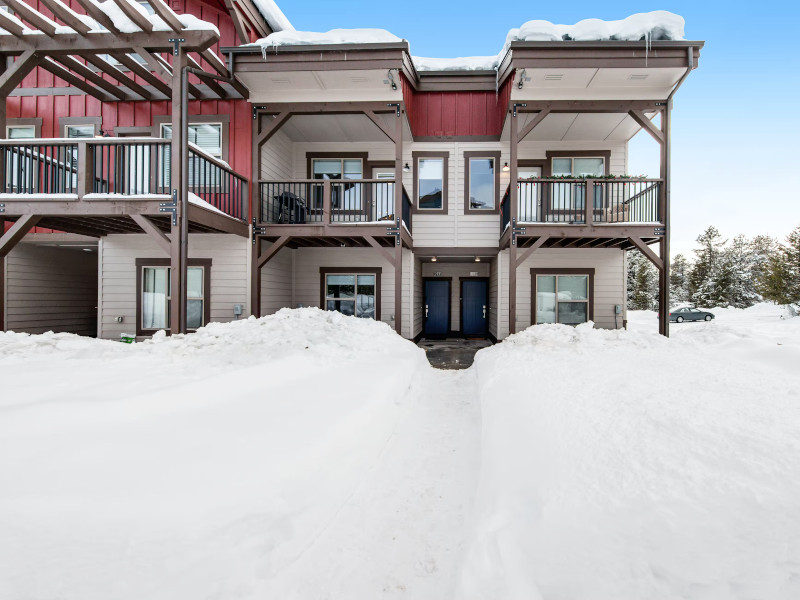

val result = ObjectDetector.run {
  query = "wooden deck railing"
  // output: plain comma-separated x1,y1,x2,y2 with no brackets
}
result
260,179,412,232
516,178,663,224
0,138,248,221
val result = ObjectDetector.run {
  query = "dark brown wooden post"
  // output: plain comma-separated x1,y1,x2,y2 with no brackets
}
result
508,105,518,334
76,140,93,198
169,48,188,334
250,111,261,318
659,103,672,337
0,216,4,332
393,107,403,335
584,178,594,225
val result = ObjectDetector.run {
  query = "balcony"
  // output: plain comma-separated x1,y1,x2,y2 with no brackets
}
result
257,179,413,246
500,178,664,249
0,138,249,229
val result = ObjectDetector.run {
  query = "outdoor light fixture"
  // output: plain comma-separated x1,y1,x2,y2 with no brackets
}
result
502,162,510,172
403,163,410,172
431,256,437,262
475,257,481,262
517,69,527,89
387,70,397,91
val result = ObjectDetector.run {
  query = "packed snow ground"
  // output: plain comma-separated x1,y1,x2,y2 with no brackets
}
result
1,305,799,599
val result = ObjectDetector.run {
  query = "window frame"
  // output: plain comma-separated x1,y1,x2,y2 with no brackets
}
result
59,116,102,138
530,268,595,326
152,115,230,163
412,151,449,215
135,258,212,335
6,118,42,138
319,267,382,321
544,150,611,177
463,151,501,215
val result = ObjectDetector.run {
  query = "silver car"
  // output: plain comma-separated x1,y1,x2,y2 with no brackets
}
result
669,307,714,323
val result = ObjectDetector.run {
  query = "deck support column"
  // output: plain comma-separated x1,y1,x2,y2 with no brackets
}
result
169,48,188,334
393,107,403,335
508,105,519,334
658,101,672,337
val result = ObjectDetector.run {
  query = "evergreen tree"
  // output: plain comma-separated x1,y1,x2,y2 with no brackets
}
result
689,226,725,307
627,250,658,310
757,225,800,312
670,253,690,303
749,235,779,288
716,234,760,308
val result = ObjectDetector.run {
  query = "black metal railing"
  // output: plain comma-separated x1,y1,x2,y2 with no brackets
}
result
593,179,661,223
500,184,510,232
0,138,249,222
402,184,412,234
260,179,400,225
515,178,663,224
1,141,79,194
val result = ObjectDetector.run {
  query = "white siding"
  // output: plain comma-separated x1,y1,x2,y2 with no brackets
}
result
293,247,397,330
261,244,294,315
401,247,413,339
413,255,423,339
4,243,98,336
421,262,490,332
515,248,626,332
489,256,499,339
99,234,248,340
260,129,293,180
497,249,510,339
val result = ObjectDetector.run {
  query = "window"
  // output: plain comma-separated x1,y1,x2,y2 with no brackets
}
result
548,154,607,215
532,269,594,325
6,126,36,139
465,152,500,213
320,268,381,320
311,158,363,211
551,157,605,177
5,126,36,192
161,122,223,187
136,259,211,334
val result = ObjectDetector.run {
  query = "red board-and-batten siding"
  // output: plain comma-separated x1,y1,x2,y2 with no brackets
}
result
401,73,512,138
3,0,252,233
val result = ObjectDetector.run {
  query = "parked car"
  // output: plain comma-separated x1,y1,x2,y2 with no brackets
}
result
666,307,715,323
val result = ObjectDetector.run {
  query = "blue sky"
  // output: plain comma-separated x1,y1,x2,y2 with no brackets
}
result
279,1,800,257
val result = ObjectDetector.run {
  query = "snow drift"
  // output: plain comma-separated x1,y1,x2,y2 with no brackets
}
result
457,307,800,599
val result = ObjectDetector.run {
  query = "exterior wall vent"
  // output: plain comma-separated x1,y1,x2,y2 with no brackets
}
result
271,78,291,85
544,74,564,81
628,74,649,80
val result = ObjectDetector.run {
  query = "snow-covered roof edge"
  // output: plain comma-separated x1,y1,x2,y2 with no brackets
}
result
249,0,294,33
247,11,686,73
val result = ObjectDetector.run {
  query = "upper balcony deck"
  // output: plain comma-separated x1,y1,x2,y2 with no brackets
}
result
0,138,249,237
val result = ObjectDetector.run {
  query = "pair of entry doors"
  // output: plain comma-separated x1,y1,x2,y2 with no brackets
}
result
424,279,488,337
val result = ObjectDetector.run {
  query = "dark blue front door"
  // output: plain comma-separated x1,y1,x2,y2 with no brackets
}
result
424,280,450,336
462,280,488,336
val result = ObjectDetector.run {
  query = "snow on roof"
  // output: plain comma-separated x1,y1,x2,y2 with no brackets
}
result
249,11,685,73
253,28,403,53
87,0,220,35
250,0,294,33
411,55,500,72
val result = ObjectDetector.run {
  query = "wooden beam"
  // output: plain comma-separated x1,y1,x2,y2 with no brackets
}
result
364,110,395,143
629,236,664,271
51,55,128,101
37,0,93,36
169,48,188,334
515,235,550,268
364,235,396,266
4,0,58,36
131,214,171,256
133,47,173,82
257,234,291,267
38,58,116,101
113,0,153,33
517,108,551,142
187,55,228,98
109,52,172,97
0,9,26,36
628,110,664,145
71,0,120,33
223,0,249,45
0,30,218,55
0,214,42,258
146,0,185,33
83,54,153,100
0,50,39,96
200,48,229,77
256,111,292,146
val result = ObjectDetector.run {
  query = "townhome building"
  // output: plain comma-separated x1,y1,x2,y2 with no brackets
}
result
0,0,703,341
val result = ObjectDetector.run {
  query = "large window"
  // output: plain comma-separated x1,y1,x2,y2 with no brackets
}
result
136,259,211,334
532,269,594,325
5,125,36,192
161,122,222,187
465,151,500,213
551,157,605,177
548,154,607,215
320,268,381,320
311,157,363,211
418,158,443,209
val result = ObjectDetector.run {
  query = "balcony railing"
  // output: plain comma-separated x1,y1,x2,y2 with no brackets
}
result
516,178,662,224
260,179,412,233
0,138,248,222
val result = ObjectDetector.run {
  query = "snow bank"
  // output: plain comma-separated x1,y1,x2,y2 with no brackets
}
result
458,308,800,599
0,309,428,599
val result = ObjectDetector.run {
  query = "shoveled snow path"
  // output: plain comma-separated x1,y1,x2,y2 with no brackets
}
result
260,367,481,598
